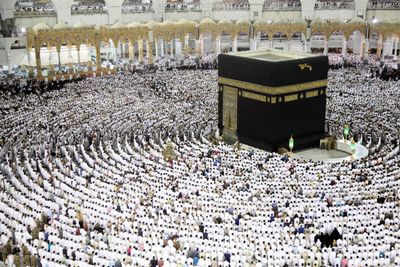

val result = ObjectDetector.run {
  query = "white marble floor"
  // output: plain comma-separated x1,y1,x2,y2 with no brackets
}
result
292,148,351,163
293,142,369,163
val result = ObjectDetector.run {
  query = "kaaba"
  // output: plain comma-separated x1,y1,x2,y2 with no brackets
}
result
218,49,329,152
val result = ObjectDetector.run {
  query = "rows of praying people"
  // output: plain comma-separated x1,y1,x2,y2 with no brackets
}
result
14,1,55,13
0,53,399,267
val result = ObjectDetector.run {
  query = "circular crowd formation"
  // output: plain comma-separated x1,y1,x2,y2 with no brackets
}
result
0,58,399,267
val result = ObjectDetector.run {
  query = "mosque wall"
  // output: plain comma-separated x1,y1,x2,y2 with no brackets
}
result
3,5,400,68
314,9,355,21
382,37,396,56
0,37,27,70
212,10,250,21
10,9,400,31
0,49,25,71
164,11,202,21
365,10,400,22
69,14,109,26
261,11,302,21
121,13,156,23
15,16,57,28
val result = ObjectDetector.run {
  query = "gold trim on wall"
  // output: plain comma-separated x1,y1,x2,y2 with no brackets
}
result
218,77,327,95
238,89,324,103
306,90,319,98
284,94,298,102
242,91,267,102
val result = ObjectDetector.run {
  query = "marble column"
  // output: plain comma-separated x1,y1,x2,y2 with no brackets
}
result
160,39,165,58
376,36,383,58
195,39,201,57
35,47,42,78
87,45,93,72
363,39,369,59
255,32,261,50
77,46,81,71
138,40,143,63
250,38,257,51
232,35,238,52
87,44,92,63
48,46,54,76
48,47,52,69
27,48,34,78
107,42,111,62
353,31,363,55
129,41,135,62
155,40,159,60
96,42,101,71
170,39,174,58
359,40,364,59
342,37,347,57
147,41,153,65
114,41,118,61
120,42,125,59
184,35,189,57
6,52,12,75
68,45,73,73
323,37,328,55
200,35,204,56
215,35,221,55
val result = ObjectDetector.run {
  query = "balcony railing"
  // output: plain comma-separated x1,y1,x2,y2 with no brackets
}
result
367,2,400,9
122,6,154,13
14,10,56,18
164,4,202,12
262,4,301,11
212,3,250,11
71,9,108,15
315,2,355,9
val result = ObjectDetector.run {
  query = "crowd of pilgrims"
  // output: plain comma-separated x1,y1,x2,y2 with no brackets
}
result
328,54,400,81
0,53,399,267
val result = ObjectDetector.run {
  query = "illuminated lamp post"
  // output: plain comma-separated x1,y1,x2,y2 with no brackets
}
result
343,125,349,140
289,135,294,152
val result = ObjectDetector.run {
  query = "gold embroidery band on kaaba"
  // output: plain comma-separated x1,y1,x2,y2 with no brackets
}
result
240,90,323,103
218,77,327,95
242,91,267,102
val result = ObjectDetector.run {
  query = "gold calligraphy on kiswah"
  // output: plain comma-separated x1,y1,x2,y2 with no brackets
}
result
298,63,312,71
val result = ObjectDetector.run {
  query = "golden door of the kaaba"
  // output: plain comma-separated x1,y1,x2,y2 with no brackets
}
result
222,86,238,131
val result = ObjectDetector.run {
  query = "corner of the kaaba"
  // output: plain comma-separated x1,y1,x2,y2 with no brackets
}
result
218,49,329,152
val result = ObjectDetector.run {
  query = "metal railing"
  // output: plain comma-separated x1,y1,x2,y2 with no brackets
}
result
367,2,400,9
315,2,355,9
212,3,250,11
262,4,301,11
122,6,154,13
71,9,108,15
164,4,202,12
14,11,56,17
